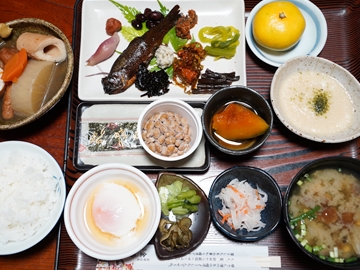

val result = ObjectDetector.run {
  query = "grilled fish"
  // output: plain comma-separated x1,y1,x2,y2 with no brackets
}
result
102,5,181,95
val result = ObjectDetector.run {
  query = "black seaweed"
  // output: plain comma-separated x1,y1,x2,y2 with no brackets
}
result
135,63,170,97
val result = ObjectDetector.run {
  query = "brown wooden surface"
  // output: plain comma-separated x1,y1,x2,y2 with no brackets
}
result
1,0,360,270
0,0,74,269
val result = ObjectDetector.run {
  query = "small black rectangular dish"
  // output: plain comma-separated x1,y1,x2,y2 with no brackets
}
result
73,102,210,173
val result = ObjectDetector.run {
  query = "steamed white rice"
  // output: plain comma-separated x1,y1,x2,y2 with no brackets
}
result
0,150,58,245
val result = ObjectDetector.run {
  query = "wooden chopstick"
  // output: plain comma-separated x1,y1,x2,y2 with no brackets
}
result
254,256,281,268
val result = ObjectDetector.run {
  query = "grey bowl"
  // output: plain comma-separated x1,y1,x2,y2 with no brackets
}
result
201,85,273,155
209,165,282,241
0,18,73,130
283,156,360,269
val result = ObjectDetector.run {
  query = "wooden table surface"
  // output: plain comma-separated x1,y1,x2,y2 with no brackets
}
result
0,0,74,269
1,0,360,269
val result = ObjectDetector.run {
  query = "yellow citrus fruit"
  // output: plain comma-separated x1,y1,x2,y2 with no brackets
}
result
252,1,306,51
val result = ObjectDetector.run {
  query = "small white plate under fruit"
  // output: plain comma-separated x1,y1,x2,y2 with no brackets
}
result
245,0,327,67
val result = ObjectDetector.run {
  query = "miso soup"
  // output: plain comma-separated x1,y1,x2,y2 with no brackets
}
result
288,168,360,263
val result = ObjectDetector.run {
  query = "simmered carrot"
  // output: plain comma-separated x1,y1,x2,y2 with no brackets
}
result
1,48,28,83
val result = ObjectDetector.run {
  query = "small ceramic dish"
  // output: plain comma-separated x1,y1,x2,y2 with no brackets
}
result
64,163,161,260
202,85,273,156
154,172,211,260
283,156,360,269
245,0,327,67
208,166,282,241
0,18,73,130
137,99,203,162
0,141,66,255
270,55,360,143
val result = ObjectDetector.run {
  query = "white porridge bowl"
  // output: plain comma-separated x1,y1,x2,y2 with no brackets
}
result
270,55,360,143
137,99,203,162
63,163,161,260
0,141,66,255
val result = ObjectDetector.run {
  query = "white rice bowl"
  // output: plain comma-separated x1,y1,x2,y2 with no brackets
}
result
0,141,65,255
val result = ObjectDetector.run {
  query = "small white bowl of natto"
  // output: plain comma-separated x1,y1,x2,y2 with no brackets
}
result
137,99,203,162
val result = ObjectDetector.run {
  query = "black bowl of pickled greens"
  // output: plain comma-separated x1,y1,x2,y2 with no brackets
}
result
153,172,210,260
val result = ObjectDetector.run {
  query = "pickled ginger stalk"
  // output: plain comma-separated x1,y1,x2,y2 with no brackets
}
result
86,32,120,66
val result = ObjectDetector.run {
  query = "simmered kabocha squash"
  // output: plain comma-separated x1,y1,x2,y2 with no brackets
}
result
211,103,269,140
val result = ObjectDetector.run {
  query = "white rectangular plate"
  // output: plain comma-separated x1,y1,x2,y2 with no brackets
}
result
79,0,246,102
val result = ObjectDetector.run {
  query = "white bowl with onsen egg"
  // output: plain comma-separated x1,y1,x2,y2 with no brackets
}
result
64,163,161,260
137,99,203,162
271,55,360,143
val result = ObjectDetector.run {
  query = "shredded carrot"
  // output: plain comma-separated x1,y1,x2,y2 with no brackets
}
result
216,179,268,232
255,189,260,200
218,209,231,224
219,210,231,224
1,48,28,83
239,202,250,214
218,209,235,229
227,184,245,198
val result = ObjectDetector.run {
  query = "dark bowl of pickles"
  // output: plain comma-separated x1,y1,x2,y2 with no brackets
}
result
153,172,211,260
201,85,273,155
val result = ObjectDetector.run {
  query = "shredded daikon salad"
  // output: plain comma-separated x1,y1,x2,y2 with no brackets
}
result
216,178,268,232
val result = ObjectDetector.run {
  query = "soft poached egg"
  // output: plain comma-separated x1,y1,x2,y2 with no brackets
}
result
92,182,142,237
